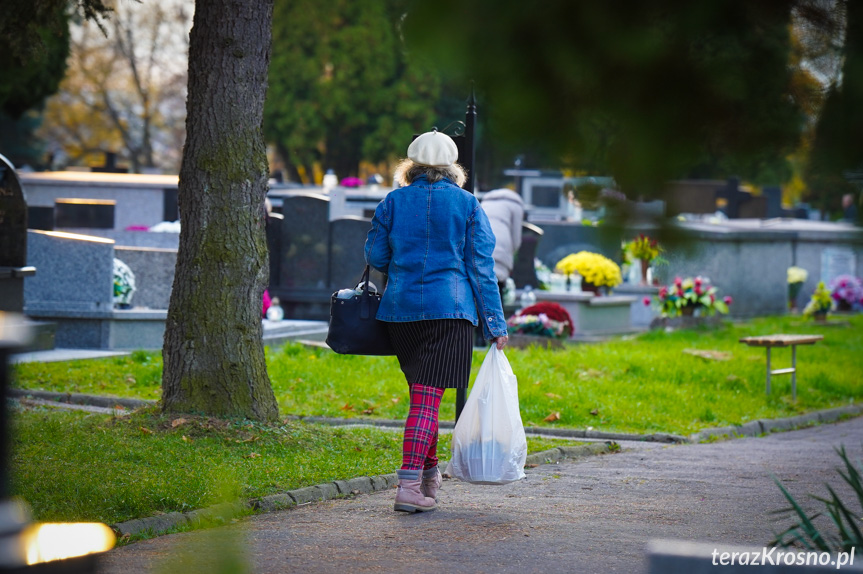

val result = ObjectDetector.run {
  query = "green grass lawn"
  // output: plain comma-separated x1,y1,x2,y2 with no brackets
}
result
11,405,577,525
14,315,863,435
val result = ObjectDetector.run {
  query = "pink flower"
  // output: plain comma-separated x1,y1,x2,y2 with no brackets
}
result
643,296,652,306
674,277,683,286
659,286,668,298
694,276,702,286
832,292,840,300
262,289,272,317
695,286,703,296
723,296,733,305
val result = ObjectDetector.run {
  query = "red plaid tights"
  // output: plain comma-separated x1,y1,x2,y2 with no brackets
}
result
401,384,445,471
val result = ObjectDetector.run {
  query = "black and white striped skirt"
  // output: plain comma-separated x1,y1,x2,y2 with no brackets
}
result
386,319,474,389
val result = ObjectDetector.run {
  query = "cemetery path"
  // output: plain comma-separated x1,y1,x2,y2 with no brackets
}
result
97,415,863,574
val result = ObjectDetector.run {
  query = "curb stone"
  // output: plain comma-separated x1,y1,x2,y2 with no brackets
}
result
524,441,616,465
113,470,403,539
8,388,154,411
688,404,863,442
113,445,615,540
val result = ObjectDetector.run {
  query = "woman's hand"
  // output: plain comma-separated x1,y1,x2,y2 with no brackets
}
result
494,335,509,350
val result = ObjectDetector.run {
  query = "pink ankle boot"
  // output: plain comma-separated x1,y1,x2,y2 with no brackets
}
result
394,470,436,513
420,466,442,502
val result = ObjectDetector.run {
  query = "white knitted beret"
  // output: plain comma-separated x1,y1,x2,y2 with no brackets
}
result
407,131,458,167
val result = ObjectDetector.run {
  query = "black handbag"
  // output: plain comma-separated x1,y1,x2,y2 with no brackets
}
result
326,265,396,356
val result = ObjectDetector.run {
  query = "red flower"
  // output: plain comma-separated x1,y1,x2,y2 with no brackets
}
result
643,296,652,306
659,286,668,298
517,302,574,335
695,286,703,296
674,277,683,286
723,296,733,305
710,294,715,303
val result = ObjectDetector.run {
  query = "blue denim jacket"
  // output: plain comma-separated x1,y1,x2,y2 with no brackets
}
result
364,176,507,339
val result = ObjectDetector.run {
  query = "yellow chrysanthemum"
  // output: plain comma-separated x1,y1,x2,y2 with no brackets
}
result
554,251,622,287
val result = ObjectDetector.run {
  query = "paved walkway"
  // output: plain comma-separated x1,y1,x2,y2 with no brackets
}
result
97,416,863,574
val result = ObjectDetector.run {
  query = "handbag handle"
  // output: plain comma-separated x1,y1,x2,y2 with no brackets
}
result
359,265,375,320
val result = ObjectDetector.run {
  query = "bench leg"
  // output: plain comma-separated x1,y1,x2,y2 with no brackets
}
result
766,347,771,395
791,345,797,401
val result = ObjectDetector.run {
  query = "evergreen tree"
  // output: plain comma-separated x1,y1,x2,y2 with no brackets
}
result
265,0,439,182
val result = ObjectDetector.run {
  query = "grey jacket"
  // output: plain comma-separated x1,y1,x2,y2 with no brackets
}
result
480,189,525,283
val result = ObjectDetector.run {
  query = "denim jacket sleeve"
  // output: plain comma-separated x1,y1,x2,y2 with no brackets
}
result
465,204,507,339
364,197,392,273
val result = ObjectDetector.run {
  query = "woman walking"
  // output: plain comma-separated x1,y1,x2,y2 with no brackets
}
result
365,130,509,513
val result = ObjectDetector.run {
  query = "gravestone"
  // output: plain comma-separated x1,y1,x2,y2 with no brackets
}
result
762,186,783,218
329,216,385,291
277,193,331,291
24,230,114,314
666,181,721,215
737,194,767,218
0,154,35,312
820,247,856,284
27,206,54,231
54,198,115,229
510,222,543,288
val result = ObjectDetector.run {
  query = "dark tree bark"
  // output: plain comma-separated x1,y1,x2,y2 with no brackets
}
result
162,0,278,421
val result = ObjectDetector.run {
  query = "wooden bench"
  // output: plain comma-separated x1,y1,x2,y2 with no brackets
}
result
738,334,824,400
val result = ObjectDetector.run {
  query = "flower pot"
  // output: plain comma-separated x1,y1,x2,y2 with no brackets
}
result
640,259,650,285
680,306,695,317
837,300,852,312
581,281,601,296
788,281,803,309
813,311,828,322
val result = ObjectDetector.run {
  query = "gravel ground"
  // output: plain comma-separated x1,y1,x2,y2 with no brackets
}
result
98,415,863,574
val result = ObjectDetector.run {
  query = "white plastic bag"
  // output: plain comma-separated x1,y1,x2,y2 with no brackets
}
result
446,346,527,484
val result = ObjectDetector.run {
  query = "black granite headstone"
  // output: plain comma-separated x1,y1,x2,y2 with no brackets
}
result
0,154,34,312
763,186,782,219
0,155,26,269
163,188,179,222
329,216,385,291
27,206,54,231
278,193,331,290
54,198,115,229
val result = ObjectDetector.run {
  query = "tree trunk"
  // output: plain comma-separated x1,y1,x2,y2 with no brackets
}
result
162,0,278,421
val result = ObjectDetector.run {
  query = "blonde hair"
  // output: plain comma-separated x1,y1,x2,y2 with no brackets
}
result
394,158,468,188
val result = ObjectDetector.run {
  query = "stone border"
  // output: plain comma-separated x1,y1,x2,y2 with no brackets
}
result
112,442,619,539
7,388,153,411
688,404,863,442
